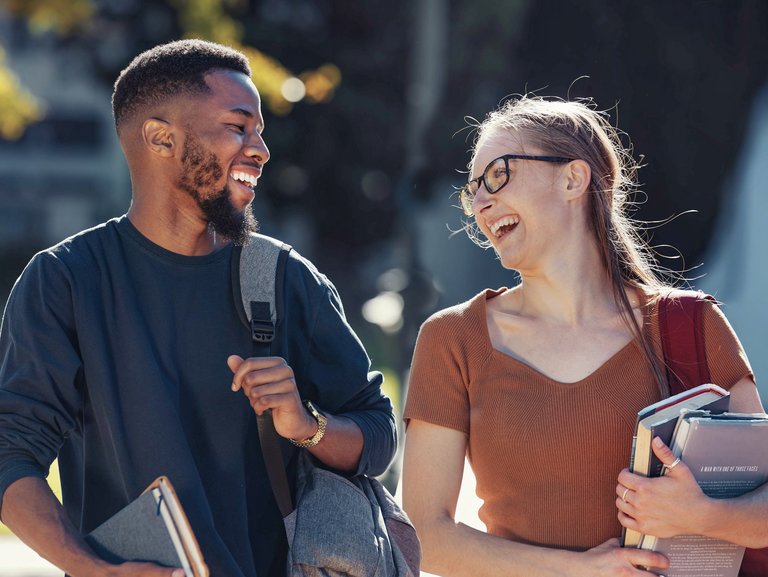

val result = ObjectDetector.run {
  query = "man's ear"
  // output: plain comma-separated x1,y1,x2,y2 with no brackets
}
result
142,118,176,157
563,159,591,200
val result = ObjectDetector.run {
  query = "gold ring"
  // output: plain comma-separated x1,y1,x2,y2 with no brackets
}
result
666,457,681,471
621,488,629,502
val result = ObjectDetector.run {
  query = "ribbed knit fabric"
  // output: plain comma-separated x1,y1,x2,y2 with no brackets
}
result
404,288,753,551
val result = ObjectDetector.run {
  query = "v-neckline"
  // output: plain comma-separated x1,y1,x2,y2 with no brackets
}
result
478,288,646,385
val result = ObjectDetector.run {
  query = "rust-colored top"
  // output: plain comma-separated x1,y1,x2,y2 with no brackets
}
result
404,288,753,550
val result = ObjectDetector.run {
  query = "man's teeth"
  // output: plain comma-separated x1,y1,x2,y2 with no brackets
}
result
231,171,258,187
490,216,519,238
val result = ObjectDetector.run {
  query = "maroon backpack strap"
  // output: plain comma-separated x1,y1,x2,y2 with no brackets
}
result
658,289,716,395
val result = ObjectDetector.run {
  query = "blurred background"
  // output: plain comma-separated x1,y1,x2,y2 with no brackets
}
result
1,0,767,573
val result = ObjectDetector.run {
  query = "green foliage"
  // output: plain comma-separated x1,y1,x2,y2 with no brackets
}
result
1,0,94,35
0,47,43,140
0,0,339,135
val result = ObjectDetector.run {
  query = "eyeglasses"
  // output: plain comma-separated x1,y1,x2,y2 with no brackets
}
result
459,154,574,215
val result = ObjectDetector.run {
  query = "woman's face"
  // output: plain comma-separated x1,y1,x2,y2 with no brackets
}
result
468,130,573,272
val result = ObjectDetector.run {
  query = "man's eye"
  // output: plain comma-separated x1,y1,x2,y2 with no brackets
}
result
228,124,245,132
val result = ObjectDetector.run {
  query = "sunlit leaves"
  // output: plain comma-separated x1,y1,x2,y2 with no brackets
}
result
1,0,94,35
0,47,44,140
0,0,341,136
170,0,341,115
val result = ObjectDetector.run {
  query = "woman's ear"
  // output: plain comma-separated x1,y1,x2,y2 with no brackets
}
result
563,159,591,200
142,117,176,157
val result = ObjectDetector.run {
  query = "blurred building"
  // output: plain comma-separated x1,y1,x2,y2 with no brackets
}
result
0,12,129,250
700,81,768,400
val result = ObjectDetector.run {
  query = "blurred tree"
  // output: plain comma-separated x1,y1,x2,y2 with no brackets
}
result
0,0,93,138
3,0,766,335
2,0,94,33
0,46,43,139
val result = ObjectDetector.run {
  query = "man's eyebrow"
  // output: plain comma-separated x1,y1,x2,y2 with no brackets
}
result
226,107,265,132
229,107,254,118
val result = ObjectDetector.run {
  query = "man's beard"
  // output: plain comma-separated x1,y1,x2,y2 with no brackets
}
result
198,192,258,246
178,132,258,246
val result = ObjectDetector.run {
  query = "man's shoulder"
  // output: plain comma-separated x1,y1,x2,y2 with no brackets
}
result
46,218,121,257
28,218,122,274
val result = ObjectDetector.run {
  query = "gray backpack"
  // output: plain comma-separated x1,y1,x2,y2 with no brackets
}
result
235,233,421,577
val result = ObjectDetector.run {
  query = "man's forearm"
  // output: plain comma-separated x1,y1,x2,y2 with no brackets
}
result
1,476,112,577
307,414,364,472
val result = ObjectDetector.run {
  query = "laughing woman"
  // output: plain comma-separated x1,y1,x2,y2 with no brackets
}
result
401,96,766,577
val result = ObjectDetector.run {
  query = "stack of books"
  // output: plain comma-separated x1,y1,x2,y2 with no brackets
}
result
623,384,768,577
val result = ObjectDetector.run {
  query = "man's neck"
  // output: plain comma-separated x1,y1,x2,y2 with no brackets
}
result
126,204,224,256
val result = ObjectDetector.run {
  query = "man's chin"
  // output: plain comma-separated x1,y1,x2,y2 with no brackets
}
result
201,198,259,246
229,210,259,246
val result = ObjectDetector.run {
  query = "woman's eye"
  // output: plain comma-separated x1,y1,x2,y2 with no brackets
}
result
488,168,507,183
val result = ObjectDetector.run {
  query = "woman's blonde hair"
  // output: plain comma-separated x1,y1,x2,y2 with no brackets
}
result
465,95,670,391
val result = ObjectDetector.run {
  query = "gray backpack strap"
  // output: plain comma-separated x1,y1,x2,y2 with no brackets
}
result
233,233,295,518
235,233,292,350
239,233,288,343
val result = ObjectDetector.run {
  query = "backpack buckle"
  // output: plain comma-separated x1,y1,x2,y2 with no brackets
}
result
251,319,274,343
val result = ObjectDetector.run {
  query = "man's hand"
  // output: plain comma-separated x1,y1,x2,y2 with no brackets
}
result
227,354,316,441
106,563,184,577
1,478,185,577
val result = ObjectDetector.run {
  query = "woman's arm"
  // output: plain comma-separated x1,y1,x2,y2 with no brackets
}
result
617,377,768,547
403,419,668,577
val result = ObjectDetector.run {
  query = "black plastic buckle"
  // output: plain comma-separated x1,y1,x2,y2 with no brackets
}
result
251,319,275,343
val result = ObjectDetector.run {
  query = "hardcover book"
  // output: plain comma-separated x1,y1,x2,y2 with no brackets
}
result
622,384,730,547
638,411,768,577
85,476,208,577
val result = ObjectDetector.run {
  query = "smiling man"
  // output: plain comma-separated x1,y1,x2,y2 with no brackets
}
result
0,40,396,577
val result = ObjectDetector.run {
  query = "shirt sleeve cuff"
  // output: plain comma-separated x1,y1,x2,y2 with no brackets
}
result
0,462,46,521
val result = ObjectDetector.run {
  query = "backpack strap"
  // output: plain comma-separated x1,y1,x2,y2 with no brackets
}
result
233,233,292,354
658,289,717,396
232,233,294,517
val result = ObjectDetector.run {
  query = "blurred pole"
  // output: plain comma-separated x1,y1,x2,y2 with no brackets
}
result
380,0,447,491
395,0,448,390
404,0,448,175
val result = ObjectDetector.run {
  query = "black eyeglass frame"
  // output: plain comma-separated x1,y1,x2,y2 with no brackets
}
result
460,154,574,215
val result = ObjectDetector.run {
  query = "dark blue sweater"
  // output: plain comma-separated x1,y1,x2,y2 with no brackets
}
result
0,216,396,577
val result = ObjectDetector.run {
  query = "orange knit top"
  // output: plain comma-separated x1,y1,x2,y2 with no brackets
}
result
404,288,753,551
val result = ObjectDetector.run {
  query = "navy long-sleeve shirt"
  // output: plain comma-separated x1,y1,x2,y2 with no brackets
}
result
0,216,396,577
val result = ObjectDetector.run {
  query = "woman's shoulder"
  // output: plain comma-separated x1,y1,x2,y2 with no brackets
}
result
421,288,508,333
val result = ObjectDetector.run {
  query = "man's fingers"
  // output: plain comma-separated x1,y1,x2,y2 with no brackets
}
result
228,355,289,391
247,390,297,414
227,355,245,390
239,366,294,393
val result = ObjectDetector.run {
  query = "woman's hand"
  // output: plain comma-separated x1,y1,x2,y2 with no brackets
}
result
579,538,668,576
616,437,710,538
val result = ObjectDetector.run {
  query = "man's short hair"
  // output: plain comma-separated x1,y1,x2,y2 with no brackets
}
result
112,39,251,130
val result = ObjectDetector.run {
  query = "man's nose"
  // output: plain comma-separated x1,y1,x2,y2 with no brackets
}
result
245,132,270,165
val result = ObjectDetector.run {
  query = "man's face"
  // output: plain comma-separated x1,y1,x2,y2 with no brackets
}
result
175,69,270,244
177,131,258,245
